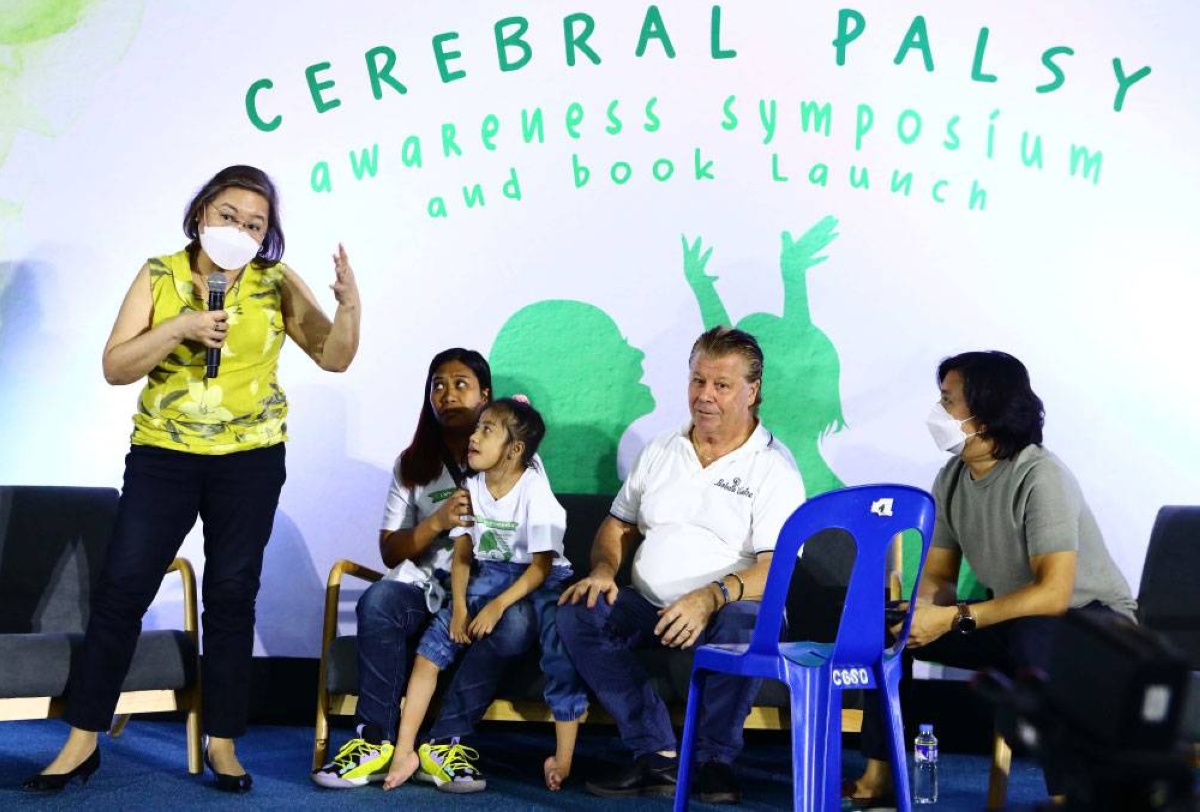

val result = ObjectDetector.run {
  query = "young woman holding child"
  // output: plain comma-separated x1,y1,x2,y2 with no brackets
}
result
382,397,588,794
313,349,533,789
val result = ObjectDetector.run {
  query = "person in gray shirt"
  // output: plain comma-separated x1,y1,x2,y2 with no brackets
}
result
844,351,1136,807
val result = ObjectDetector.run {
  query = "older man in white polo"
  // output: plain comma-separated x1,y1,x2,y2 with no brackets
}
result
558,326,805,805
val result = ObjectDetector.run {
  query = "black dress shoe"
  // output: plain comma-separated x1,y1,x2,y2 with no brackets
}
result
21,747,101,792
695,760,742,804
585,753,679,798
204,745,252,793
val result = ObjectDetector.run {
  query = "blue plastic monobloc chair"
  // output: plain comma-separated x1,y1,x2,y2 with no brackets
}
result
674,484,935,812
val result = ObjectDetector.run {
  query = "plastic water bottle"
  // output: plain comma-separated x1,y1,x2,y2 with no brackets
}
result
913,723,939,804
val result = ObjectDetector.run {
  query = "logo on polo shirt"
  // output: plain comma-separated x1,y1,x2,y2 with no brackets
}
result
714,477,754,498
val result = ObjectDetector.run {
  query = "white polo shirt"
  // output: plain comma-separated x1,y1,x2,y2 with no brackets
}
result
612,422,806,607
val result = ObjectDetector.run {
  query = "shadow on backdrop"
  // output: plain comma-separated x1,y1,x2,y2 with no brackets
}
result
0,261,50,478
255,385,388,657
683,216,847,496
490,300,655,495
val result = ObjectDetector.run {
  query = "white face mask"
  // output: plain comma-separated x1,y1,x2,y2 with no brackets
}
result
199,222,260,271
926,402,979,455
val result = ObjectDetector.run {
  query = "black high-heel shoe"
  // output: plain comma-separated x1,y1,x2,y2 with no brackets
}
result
21,747,101,792
204,743,252,793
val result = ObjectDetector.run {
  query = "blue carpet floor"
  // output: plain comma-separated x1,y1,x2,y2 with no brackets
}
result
0,719,1057,810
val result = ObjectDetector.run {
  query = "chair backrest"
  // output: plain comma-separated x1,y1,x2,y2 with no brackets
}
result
749,484,936,668
557,493,612,570
1137,505,1200,668
0,486,119,635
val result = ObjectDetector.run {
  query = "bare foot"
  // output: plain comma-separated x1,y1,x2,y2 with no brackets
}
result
544,755,571,791
382,751,419,791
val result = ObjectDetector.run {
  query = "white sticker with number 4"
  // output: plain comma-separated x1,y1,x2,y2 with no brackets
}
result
870,498,894,517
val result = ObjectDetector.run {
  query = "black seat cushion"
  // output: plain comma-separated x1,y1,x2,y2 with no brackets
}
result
0,629,197,699
0,486,118,635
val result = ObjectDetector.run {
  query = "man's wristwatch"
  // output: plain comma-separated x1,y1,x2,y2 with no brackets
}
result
953,602,977,634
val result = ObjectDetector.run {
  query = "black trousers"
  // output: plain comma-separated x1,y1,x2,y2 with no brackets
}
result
859,602,1124,795
64,443,285,738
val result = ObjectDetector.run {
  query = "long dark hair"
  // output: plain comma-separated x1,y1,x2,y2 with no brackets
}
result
938,351,1045,460
182,165,285,268
398,349,492,488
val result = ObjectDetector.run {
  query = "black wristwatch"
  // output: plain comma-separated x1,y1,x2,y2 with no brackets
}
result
953,602,977,634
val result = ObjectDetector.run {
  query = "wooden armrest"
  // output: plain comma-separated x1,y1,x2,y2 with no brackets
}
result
320,559,385,659
166,558,199,639
327,558,385,590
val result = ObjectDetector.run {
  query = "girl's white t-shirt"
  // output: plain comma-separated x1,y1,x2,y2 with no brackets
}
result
450,465,571,569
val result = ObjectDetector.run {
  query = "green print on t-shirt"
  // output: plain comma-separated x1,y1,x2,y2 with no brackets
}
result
477,529,513,560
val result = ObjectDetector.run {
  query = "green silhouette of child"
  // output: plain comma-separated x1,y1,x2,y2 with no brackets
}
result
489,300,655,494
682,216,846,496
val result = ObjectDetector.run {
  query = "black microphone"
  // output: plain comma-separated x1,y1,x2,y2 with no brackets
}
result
205,272,227,379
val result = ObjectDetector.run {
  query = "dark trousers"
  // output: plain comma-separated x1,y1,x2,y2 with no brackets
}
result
353,568,538,742
64,443,285,738
859,603,1124,794
428,565,587,739
353,579,431,738
558,587,761,763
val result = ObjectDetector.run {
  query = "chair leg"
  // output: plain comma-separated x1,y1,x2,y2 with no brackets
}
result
823,690,843,812
674,668,708,812
185,688,203,775
880,660,912,812
987,728,1012,810
110,714,131,737
313,696,331,771
787,665,832,812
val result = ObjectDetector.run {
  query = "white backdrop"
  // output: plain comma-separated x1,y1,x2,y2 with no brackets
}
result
1,1,1196,656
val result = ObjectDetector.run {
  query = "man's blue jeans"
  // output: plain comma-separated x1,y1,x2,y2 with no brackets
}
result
558,586,761,764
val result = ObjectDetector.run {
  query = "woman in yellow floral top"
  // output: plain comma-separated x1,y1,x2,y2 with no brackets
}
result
24,166,360,795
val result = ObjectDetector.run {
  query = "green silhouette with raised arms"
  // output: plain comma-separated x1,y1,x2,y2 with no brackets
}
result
683,216,846,496
490,300,655,495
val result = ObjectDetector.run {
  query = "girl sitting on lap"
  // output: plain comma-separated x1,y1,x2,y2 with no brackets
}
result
383,397,588,793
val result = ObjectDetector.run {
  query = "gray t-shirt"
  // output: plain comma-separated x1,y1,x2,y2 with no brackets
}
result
931,444,1136,619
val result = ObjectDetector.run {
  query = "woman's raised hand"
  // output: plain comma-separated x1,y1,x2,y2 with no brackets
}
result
330,243,360,309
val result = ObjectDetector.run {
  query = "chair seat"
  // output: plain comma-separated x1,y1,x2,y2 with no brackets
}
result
0,630,197,699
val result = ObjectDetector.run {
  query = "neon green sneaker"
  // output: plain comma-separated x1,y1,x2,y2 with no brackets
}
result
416,737,487,793
311,727,394,788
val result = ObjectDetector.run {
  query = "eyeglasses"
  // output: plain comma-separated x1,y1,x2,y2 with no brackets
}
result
206,203,266,240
